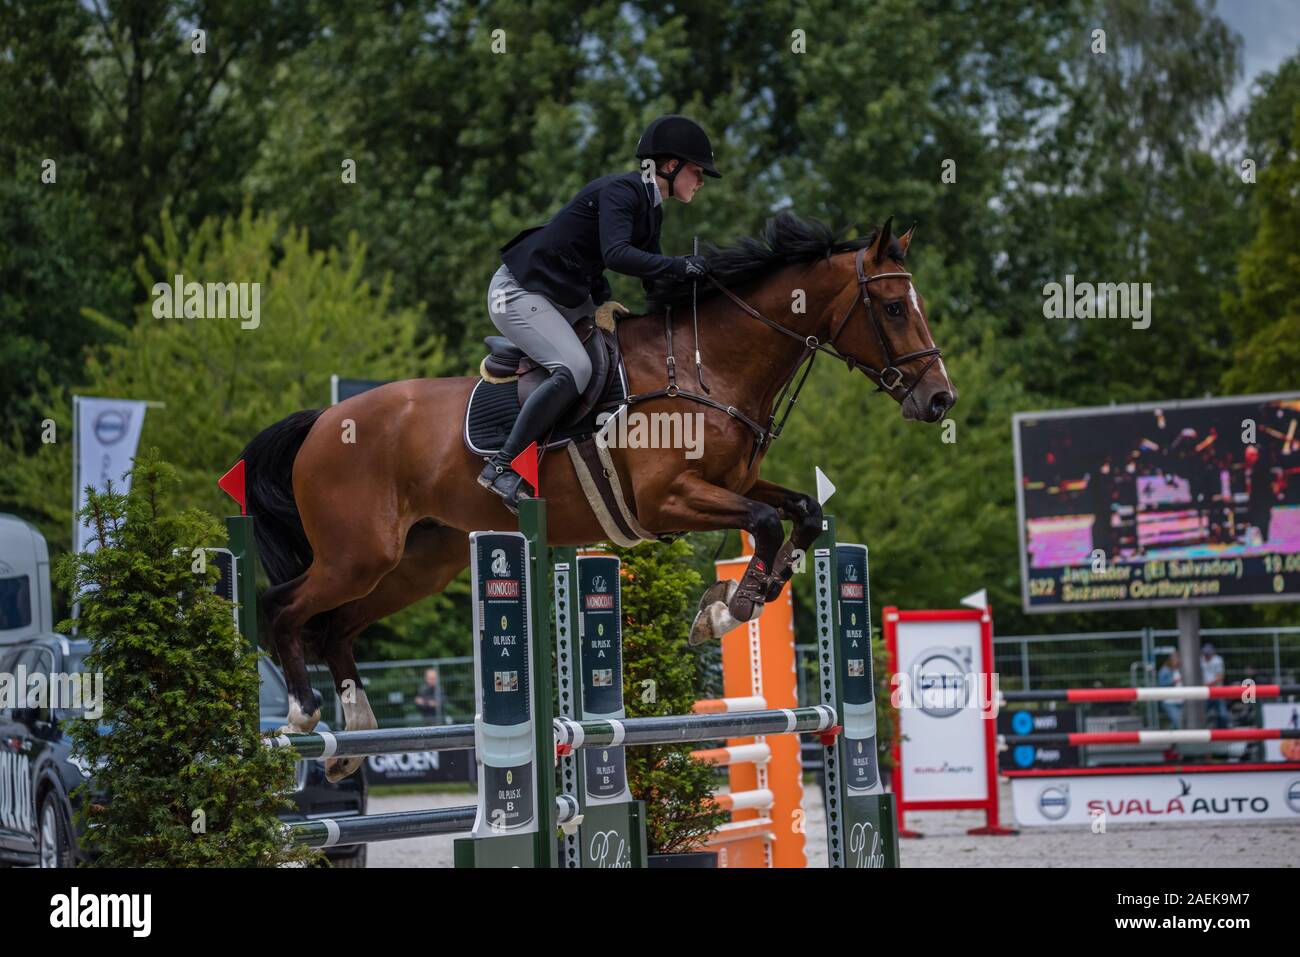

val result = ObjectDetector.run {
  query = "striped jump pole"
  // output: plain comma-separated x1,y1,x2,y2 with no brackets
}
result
290,796,581,848
711,788,773,812
692,696,767,714
290,806,478,848
1001,684,1300,705
553,706,837,749
999,728,1300,748
690,743,772,767
270,723,477,759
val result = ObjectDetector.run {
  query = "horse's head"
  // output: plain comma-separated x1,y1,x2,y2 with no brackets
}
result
826,219,955,422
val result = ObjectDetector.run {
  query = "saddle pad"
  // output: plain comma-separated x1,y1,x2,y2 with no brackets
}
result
463,364,630,457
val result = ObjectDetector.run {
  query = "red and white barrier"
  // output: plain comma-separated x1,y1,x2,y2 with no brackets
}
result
1000,727,1300,748
1001,684,1300,705
692,695,767,714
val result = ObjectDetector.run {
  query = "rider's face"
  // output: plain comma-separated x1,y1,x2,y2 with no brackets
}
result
668,161,705,203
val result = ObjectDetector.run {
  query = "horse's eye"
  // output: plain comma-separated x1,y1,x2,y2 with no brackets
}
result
885,302,903,318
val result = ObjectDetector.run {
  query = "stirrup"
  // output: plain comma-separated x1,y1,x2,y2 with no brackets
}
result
479,462,531,515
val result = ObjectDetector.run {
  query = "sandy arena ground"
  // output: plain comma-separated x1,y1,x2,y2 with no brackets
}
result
361,780,1300,867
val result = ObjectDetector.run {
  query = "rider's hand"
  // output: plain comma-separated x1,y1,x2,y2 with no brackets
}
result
677,255,709,278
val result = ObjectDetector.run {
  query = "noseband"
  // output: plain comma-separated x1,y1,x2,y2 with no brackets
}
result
625,244,945,466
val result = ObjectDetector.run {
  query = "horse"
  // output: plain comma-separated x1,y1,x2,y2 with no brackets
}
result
239,212,956,780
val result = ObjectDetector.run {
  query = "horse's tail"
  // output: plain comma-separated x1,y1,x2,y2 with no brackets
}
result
239,409,324,587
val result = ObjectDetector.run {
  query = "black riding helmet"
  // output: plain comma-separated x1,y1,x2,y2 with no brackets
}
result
635,115,722,197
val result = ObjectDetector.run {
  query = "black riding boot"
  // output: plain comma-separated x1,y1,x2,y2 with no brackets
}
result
478,366,579,514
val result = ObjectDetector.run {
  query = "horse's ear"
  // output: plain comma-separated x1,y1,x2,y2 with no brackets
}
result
872,216,894,264
897,222,916,258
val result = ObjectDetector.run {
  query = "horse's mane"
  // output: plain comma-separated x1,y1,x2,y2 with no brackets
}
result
642,210,906,311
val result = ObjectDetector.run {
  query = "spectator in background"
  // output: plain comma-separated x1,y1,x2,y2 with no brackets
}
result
415,667,443,724
1201,644,1230,728
1157,651,1184,728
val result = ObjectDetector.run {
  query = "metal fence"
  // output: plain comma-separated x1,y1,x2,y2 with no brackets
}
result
324,626,1300,733
991,626,1300,692
306,657,476,731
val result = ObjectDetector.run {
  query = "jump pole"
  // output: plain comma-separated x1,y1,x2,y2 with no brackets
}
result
454,497,562,868
1001,685,1300,704
1000,728,1300,748
553,515,899,868
813,517,899,867
553,546,647,867
271,724,476,759
221,462,560,864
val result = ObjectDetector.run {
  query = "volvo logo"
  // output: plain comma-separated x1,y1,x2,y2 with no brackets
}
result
93,409,130,445
1286,778,1300,815
910,645,973,718
1037,784,1071,821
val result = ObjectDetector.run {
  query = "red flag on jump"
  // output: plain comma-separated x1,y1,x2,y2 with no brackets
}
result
218,459,247,515
510,442,539,497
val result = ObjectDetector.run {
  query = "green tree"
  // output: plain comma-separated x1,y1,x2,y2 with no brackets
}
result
1221,55,1300,395
55,450,314,866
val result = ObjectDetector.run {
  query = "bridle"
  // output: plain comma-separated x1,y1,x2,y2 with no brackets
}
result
826,246,944,393
625,244,944,466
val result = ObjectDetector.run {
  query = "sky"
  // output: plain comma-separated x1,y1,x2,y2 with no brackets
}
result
1216,0,1300,104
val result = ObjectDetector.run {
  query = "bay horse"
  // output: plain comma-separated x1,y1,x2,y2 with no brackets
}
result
240,213,955,780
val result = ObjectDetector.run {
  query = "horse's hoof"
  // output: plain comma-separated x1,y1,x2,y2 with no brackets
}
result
689,580,739,645
324,756,363,782
286,696,321,733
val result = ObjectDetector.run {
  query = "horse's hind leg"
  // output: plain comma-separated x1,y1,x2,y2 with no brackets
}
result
262,574,323,734
318,523,471,781
266,535,405,735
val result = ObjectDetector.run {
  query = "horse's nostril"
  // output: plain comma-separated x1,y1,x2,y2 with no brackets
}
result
931,392,953,417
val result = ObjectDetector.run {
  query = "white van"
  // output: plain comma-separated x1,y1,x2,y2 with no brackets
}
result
0,514,55,646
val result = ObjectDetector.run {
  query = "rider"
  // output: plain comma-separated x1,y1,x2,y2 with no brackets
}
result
480,114,721,512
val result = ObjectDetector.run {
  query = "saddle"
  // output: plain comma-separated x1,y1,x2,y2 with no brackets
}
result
466,315,655,546
478,315,620,429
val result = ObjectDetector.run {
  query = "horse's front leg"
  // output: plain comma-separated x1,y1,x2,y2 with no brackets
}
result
638,472,785,644
744,478,824,601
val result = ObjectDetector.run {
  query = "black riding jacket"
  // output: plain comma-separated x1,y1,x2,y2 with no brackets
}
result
500,171,684,309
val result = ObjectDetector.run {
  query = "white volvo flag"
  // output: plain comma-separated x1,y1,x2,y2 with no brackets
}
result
72,396,149,555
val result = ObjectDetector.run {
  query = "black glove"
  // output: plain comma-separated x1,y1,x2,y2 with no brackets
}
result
677,255,709,278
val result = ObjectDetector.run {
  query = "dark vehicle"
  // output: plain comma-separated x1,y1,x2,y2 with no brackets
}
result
0,635,367,867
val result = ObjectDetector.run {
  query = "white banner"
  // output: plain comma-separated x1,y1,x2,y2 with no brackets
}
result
72,396,148,555
1011,769,1300,825
894,616,992,802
